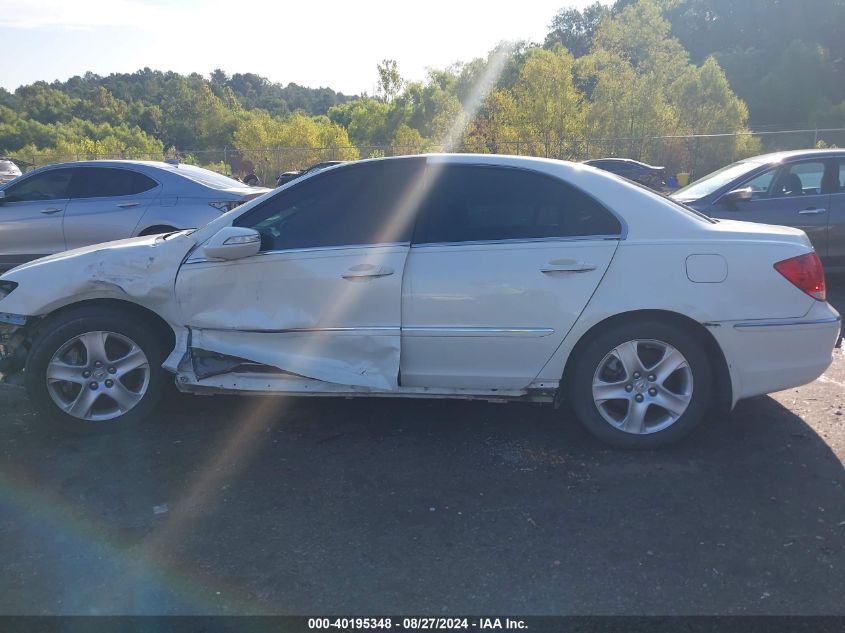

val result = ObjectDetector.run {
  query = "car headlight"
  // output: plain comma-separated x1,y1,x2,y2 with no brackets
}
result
0,281,18,301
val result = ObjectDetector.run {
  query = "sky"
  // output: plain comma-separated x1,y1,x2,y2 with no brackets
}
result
0,0,604,94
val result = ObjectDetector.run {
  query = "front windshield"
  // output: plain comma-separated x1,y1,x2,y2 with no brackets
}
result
672,161,762,201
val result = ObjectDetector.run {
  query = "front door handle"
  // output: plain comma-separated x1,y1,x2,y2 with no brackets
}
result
541,260,597,274
342,265,394,281
798,207,826,215
40,207,62,214
117,202,140,208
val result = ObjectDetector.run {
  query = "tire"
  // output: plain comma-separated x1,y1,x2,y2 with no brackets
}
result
25,306,168,433
568,319,713,449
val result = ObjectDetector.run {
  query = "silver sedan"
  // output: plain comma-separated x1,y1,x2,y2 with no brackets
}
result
0,160,269,271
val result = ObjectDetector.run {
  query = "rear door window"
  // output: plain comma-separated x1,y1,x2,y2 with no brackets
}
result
68,167,158,199
413,165,621,244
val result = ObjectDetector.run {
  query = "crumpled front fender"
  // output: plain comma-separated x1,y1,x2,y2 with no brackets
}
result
0,233,197,322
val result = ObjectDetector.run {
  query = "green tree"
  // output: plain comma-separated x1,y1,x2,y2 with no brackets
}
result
664,0,845,128
377,59,404,103
669,57,759,172
578,48,678,161
160,79,236,151
16,82,78,124
512,46,585,157
544,2,610,57
234,111,357,183
463,90,521,154
390,124,427,154
328,98,392,146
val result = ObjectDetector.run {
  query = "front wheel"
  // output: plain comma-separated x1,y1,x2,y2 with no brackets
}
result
568,320,713,449
25,307,168,433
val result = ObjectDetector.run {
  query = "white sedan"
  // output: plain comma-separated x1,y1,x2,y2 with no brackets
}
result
0,155,840,448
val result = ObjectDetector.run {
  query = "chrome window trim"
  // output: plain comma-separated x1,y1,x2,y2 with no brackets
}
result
402,326,555,337
412,235,622,248
733,315,841,330
184,241,411,264
257,241,410,255
196,325,554,337
202,326,401,334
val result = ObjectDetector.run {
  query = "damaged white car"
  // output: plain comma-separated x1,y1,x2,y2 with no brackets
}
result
0,155,841,448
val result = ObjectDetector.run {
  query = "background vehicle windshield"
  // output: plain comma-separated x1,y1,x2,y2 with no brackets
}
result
672,161,762,201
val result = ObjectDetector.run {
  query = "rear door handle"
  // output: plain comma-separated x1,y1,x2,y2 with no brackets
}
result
541,261,597,274
798,208,826,215
342,265,394,281
117,202,140,208
40,207,62,215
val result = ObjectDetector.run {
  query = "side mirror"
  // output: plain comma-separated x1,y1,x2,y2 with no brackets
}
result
0,190,5,205
202,226,261,260
719,187,753,206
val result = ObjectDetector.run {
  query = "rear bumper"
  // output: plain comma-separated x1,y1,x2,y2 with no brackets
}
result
711,302,841,405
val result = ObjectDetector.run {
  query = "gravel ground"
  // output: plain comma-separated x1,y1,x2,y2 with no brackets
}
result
0,281,842,616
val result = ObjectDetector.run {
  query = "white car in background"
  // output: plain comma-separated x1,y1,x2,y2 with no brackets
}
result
0,159,22,185
0,160,268,271
0,155,840,448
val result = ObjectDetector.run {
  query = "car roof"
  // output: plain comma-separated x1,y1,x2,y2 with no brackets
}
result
331,153,572,168
20,159,261,191
307,153,653,180
583,157,663,169
739,148,845,164
32,159,196,173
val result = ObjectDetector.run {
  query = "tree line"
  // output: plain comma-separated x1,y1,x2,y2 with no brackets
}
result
2,0,844,183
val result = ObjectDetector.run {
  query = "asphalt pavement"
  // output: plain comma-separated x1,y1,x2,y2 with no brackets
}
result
0,281,843,615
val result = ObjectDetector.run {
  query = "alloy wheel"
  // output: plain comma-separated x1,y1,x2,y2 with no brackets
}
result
591,339,694,435
45,331,150,421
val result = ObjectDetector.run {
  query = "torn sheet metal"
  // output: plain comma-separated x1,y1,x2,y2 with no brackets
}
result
190,348,284,380
174,244,408,390
189,327,400,390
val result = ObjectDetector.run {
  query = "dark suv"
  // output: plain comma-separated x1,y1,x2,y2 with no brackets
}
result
583,158,667,191
276,161,346,187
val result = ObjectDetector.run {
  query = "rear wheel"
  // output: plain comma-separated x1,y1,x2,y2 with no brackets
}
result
568,320,713,449
25,307,168,433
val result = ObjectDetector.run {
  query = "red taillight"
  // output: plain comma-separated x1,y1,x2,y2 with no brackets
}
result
773,252,826,301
